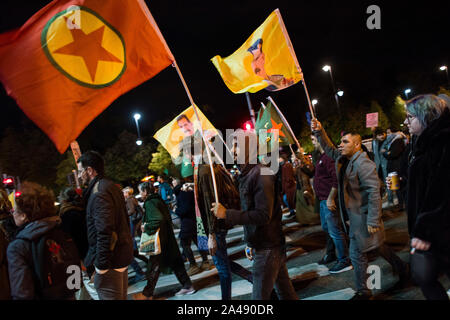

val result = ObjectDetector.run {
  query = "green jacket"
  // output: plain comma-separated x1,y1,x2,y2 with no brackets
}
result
142,194,183,273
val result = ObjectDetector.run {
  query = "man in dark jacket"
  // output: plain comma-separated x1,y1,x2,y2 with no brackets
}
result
77,151,133,300
212,129,297,300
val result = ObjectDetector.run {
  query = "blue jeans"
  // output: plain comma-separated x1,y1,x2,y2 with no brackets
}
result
283,194,295,214
319,200,349,263
252,246,298,300
212,231,253,300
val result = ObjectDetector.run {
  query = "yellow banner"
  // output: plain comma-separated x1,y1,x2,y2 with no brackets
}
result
211,9,302,94
153,105,218,159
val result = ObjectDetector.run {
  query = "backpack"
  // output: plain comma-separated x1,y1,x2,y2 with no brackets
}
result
27,227,81,300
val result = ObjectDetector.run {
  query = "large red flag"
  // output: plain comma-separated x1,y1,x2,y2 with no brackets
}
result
0,0,174,153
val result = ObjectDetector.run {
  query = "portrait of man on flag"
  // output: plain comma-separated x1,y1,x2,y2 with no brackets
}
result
211,9,302,94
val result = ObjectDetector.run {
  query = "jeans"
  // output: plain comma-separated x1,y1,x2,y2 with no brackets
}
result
252,245,298,300
349,238,407,295
180,235,208,266
143,254,192,297
319,200,349,263
212,231,253,300
94,269,128,300
283,194,295,214
411,250,450,300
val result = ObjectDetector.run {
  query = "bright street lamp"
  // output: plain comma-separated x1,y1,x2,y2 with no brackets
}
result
322,65,341,115
337,90,344,97
404,88,411,99
312,99,318,106
133,112,142,146
439,66,449,88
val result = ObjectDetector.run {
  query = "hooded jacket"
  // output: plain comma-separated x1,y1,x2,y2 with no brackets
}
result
6,216,61,300
406,108,450,254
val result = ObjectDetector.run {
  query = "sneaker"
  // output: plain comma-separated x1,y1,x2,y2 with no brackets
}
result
187,264,202,276
318,254,337,265
350,291,372,300
175,286,196,296
329,260,353,274
133,292,153,300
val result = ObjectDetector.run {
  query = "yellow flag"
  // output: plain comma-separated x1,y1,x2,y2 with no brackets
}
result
211,9,302,94
153,105,218,159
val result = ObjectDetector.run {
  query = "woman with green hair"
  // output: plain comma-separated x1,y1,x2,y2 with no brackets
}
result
389,94,450,299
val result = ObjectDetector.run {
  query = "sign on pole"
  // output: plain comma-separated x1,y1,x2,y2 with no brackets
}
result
366,112,379,128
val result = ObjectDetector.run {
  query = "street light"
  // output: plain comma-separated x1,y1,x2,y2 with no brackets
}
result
133,112,142,146
322,64,341,115
404,88,411,99
337,90,344,97
312,99,318,106
439,65,449,88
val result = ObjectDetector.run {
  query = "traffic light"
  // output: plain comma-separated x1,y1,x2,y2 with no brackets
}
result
243,120,253,131
3,176,15,190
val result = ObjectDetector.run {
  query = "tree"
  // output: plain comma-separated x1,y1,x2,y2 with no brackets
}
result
104,131,154,186
55,151,77,191
148,144,180,178
0,122,64,192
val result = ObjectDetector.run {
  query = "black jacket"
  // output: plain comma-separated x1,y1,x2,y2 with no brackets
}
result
6,216,61,300
59,202,89,261
406,108,450,255
83,176,133,271
174,184,196,240
225,164,285,250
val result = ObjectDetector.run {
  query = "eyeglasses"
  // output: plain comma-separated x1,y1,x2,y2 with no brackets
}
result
405,113,416,123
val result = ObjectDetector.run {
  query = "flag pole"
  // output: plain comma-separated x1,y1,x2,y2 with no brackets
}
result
172,61,219,205
260,102,266,110
275,9,316,119
267,96,302,152
245,92,256,126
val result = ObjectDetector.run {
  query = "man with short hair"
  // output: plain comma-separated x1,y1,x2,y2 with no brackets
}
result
77,151,134,300
311,120,408,299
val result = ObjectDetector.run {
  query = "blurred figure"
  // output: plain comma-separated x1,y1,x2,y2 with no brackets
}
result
0,186,16,300
122,187,147,285
133,182,195,300
278,153,296,218
391,94,450,300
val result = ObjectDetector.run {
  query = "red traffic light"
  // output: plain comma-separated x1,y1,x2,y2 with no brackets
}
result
3,178,13,184
243,121,253,131
15,191,22,197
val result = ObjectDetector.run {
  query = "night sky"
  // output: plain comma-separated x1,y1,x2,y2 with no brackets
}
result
1,0,449,153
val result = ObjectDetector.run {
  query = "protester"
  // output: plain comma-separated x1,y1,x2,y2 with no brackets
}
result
381,127,406,210
310,134,352,273
77,151,134,300
133,182,195,300
0,187,15,300
174,177,210,276
212,129,298,300
157,175,173,205
190,138,254,300
291,150,320,226
7,182,80,300
58,187,89,262
388,94,450,300
311,120,409,300
278,153,296,218
122,186,147,285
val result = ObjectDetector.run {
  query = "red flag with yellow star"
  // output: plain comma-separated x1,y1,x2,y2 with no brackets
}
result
0,0,174,153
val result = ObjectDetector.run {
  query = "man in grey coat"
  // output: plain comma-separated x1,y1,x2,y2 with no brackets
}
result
311,119,409,299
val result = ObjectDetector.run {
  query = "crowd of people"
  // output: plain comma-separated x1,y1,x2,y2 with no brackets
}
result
0,93,449,300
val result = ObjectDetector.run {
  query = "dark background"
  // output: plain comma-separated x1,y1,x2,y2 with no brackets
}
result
1,0,449,153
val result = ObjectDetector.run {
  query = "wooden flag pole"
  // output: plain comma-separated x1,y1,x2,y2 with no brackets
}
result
267,96,302,153
172,61,219,205
245,92,257,126
275,9,316,119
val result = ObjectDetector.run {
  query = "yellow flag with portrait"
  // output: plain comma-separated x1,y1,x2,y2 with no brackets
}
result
211,9,302,94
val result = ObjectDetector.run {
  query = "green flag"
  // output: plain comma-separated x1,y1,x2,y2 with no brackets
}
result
255,101,295,152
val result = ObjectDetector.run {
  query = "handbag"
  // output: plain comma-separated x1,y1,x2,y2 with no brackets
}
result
138,225,161,256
